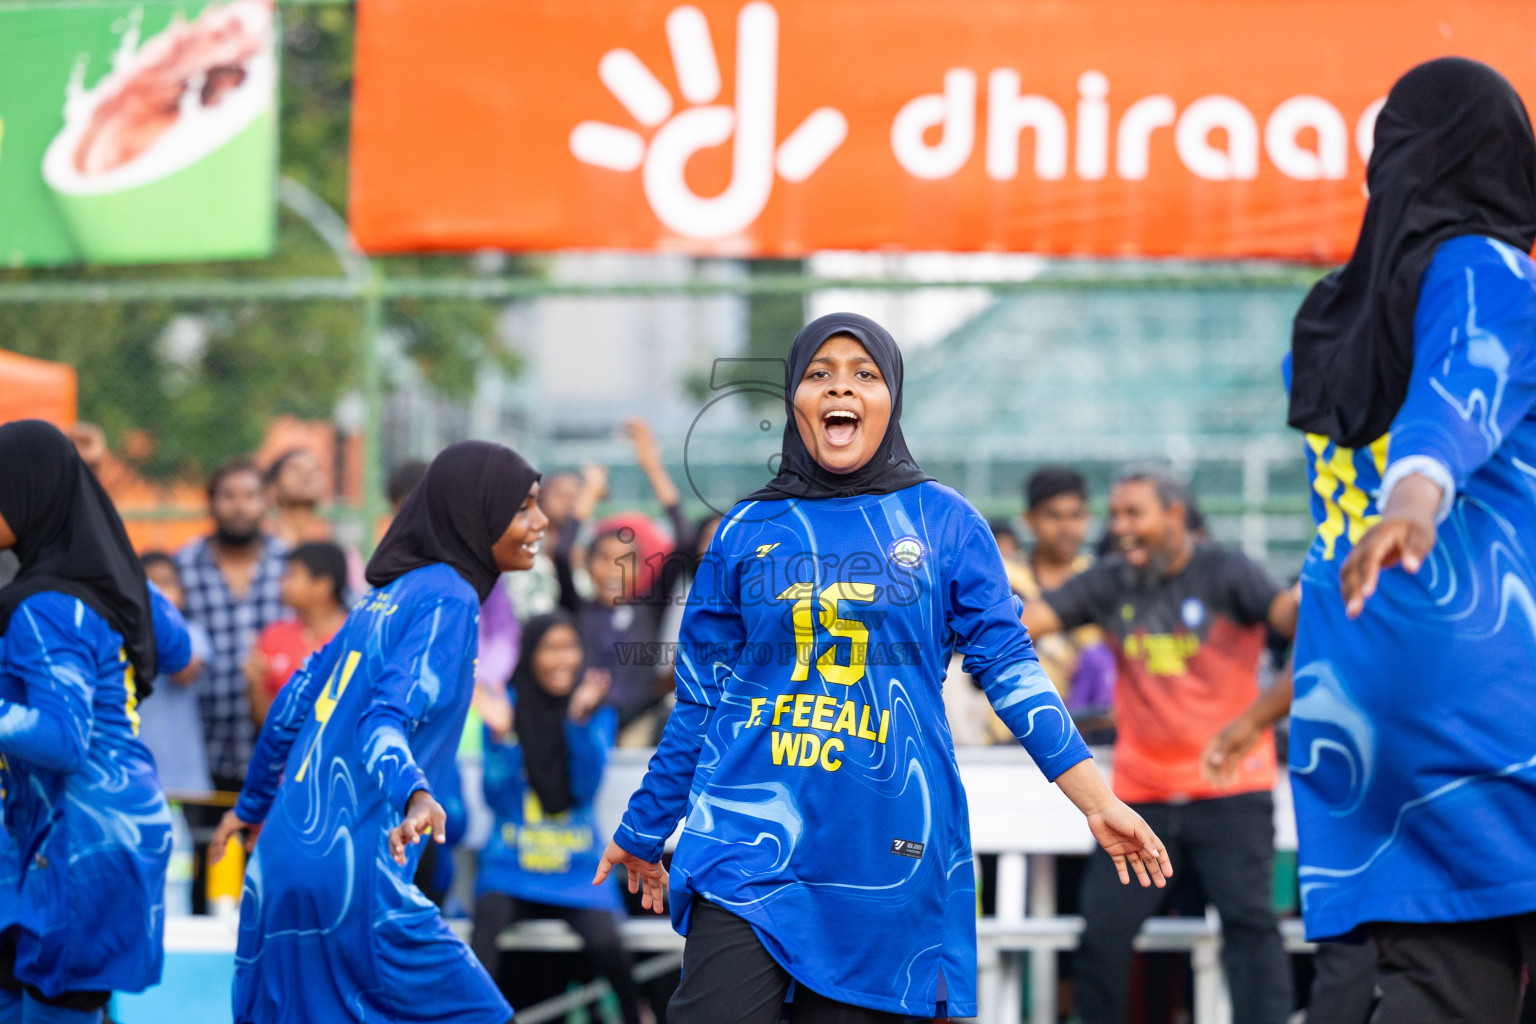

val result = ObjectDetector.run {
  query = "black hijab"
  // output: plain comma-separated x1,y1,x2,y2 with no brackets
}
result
0,420,158,687
1289,57,1536,448
366,441,539,603
511,611,580,817
745,312,933,501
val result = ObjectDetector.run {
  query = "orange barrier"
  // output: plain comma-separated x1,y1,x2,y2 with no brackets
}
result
0,349,76,426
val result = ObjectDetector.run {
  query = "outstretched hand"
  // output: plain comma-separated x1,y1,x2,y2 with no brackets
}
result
1086,800,1173,888
388,789,446,866
593,840,668,914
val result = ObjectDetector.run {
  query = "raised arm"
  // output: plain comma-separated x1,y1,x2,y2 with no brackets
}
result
623,419,696,602
624,418,681,511
553,464,609,612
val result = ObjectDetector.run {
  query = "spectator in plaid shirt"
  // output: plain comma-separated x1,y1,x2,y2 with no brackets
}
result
176,459,290,794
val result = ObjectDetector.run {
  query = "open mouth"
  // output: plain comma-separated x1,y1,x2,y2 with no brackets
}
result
821,409,860,448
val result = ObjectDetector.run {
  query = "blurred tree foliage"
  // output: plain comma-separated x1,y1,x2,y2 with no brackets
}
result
0,3,529,481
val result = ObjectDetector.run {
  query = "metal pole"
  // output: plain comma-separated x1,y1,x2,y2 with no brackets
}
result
0,267,1320,306
359,269,386,554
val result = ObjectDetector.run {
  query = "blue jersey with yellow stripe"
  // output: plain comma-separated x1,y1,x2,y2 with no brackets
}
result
614,481,1091,1018
231,563,509,1024
1290,235,1536,940
0,590,180,997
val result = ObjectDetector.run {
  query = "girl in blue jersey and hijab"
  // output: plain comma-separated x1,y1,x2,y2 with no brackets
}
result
0,420,189,1024
471,611,643,1024
212,441,547,1024
1281,57,1536,1024
596,314,1172,1023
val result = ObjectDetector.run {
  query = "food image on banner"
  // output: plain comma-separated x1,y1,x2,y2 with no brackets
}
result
349,0,1536,260
0,0,277,267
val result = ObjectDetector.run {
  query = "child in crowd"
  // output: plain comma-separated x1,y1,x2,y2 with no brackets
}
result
244,542,349,726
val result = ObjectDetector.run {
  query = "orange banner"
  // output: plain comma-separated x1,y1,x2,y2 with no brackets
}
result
350,0,1536,261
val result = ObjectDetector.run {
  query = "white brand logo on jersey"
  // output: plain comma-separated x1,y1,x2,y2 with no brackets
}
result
888,536,924,571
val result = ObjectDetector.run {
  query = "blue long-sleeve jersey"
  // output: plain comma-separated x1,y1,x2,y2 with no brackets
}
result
231,563,510,1024
1290,235,1536,940
614,481,1090,1018
0,588,186,997
477,707,621,912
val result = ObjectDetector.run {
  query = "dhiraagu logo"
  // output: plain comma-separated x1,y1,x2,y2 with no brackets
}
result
568,2,848,241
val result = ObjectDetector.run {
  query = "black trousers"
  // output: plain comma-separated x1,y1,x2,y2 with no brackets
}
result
1306,941,1376,1024
470,892,643,1024
1076,791,1292,1024
1367,913,1536,1024
669,898,911,1024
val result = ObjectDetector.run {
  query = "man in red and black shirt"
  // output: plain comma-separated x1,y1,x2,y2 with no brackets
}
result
1022,470,1298,1024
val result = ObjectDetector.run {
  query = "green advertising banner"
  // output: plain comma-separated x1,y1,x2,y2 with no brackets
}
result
0,0,277,267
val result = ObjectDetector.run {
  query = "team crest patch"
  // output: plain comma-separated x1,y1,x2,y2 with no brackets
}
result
888,536,925,570
1181,597,1205,629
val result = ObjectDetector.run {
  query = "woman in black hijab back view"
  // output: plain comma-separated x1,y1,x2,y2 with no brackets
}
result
0,420,194,1017
213,440,549,1024
1272,57,1536,1024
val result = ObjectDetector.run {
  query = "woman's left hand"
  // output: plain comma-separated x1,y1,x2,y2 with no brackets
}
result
388,789,446,866
1086,800,1173,888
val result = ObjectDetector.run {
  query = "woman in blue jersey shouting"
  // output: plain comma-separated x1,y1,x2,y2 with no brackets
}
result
596,313,1172,1022
0,420,188,1024
213,441,547,1024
